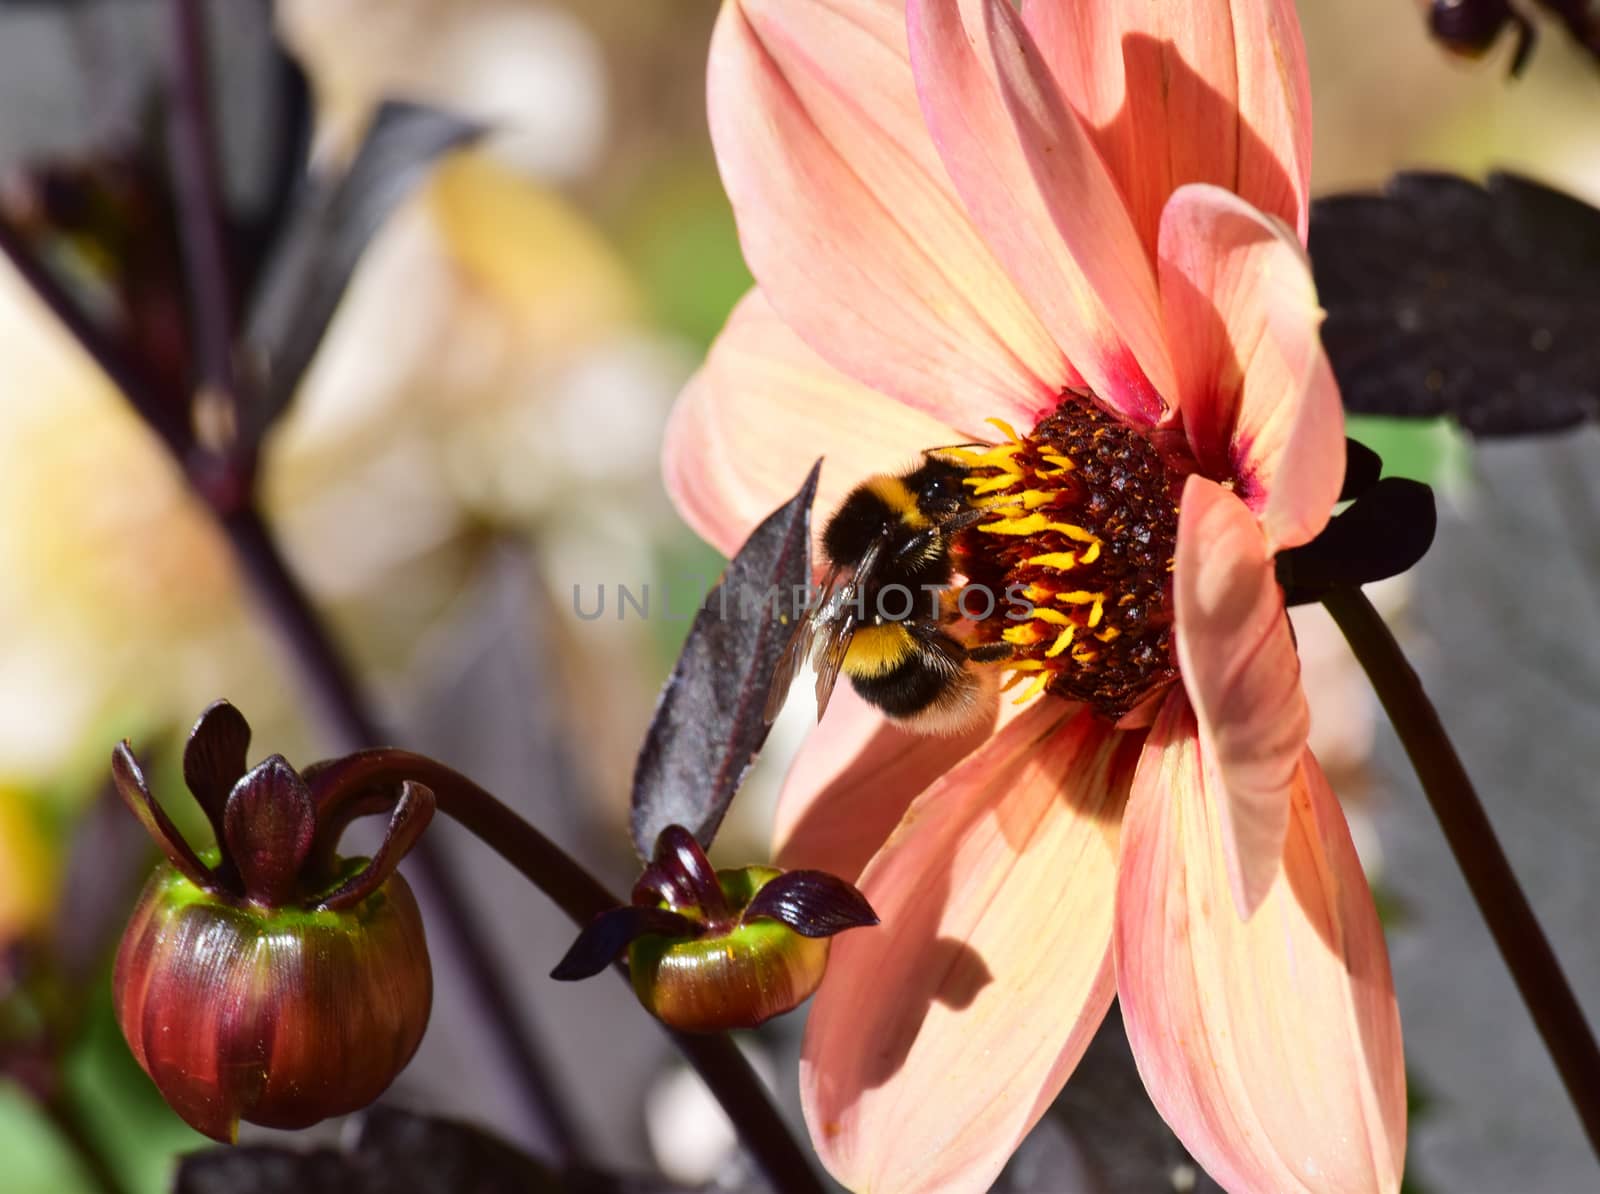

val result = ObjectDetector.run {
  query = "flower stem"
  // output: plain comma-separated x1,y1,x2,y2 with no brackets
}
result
304,748,828,1194
1324,585,1600,1160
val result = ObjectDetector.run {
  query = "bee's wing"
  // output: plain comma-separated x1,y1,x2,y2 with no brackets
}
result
809,537,884,721
810,608,858,721
763,565,839,725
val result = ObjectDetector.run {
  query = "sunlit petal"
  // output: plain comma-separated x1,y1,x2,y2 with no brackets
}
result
663,290,961,555
906,0,1172,425
1117,701,1406,1194
1174,476,1308,916
801,701,1134,1194
1159,185,1344,551
708,0,1067,429
1023,0,1312,254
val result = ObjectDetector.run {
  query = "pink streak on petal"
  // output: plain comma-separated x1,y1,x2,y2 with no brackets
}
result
1023,0,1312,255
664,290,963,555
906,0,1170,426
774,683,1033,882
1116,702,1407,1194
1159,185,1343,551
1174,475,1309,917
800,701,1135,1194
708,0,1067,430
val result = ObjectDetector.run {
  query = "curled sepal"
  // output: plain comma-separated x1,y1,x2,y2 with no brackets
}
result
634,824,728,920
317,782,436,912
182,700,251,843
1338,438,1383,503
549,906,705,982
742,869,879,938
111,742,216,891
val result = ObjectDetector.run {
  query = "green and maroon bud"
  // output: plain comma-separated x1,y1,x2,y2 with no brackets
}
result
111,702,433,1143
551,825,877,1033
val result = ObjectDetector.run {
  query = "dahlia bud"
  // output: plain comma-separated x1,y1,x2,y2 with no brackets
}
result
552,825,877,1033
110,702,433,1143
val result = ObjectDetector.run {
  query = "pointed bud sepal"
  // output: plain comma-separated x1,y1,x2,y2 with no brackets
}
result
111,702,434,1143
551,825,877,1033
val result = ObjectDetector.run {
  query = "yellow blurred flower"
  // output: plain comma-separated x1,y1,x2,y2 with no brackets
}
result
0,786,55,943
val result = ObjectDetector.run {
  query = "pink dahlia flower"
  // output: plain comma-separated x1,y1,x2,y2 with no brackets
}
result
665,0,1407,1190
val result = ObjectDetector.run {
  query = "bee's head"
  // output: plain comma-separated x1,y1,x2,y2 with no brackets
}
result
909,457,969,519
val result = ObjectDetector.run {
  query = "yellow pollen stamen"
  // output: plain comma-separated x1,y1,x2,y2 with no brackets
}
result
1055,590,1101,605
1027,607,1075,627
1011,672,1052,704
967,472,1022,496
1071,646,1098,665
1026,551,1079,570
1078,540,1102,565
1045,625,1077,657
1002,623,1045,646
1040,453,1076,471
979,512,1100,539
1087,599,1106,628
1095,627,1121,643
985,417,1024,443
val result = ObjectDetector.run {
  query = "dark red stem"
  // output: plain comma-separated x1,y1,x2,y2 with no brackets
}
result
1324,586,1600,1162
304,749,826,1194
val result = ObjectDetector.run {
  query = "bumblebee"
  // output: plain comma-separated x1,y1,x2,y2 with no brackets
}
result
767,455,1011,735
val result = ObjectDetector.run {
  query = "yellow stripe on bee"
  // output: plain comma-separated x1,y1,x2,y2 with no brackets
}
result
864,475,927,528
841,623,915,678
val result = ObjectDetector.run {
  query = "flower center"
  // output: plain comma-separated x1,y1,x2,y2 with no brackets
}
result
952,390,1188,720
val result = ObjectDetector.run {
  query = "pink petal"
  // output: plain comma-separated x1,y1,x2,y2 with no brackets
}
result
774,682,1031,882
1116,702,1407,1194
800,701,1136,1194
1159,185,1344,552
708,0,1068,431
664,290,962,555
1023,0,1313,256
905,0,1172,426
1174,475,1309,917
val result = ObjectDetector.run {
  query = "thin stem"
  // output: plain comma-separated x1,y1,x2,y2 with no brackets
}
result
1324,585,1600,1160
307,749,826,1194
217,507,587,1164
166,0,238,399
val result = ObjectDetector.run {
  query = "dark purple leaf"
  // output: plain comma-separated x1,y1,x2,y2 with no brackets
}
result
318,782,436,912
222,756,316,905
246,102,484,422
1311,171,1600,436
1279,478,1438,606
1340,437,1383,502
110,742,214,891
550,906,705,982
742,870,878,939
630,461,821,856
182,699,252,845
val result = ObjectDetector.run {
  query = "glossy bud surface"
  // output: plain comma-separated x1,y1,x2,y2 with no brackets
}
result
115,864,430,1142
628,866,830,1033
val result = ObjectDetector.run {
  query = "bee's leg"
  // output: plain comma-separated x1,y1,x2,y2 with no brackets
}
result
966,643,1014,664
